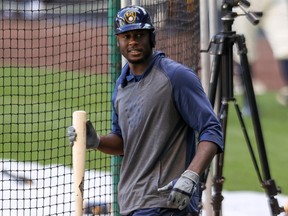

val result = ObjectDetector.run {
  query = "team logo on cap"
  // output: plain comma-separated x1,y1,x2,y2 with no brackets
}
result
124,11,136,24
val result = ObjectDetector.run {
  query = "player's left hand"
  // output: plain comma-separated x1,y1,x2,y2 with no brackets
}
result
67,120,100,149
158,170,199,210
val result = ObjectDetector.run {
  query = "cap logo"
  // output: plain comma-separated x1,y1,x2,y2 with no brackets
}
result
124,11,136,24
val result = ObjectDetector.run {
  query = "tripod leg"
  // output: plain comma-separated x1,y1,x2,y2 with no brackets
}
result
238,52,271,180
232,99,263,182
237,35,283,215
211,99,228,216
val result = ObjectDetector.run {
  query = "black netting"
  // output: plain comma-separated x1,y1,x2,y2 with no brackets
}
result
0,0,199,215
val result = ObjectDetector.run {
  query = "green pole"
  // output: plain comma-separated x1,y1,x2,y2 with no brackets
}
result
108,1,122,215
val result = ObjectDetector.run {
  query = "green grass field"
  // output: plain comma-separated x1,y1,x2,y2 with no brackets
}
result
0,67,112,170
1,67,287,195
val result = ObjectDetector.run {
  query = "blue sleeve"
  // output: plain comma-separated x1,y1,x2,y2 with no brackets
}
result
110,80,122,138
171,67,224,151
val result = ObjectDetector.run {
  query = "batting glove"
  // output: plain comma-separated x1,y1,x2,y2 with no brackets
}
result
158,170,199,210
67,120,100,150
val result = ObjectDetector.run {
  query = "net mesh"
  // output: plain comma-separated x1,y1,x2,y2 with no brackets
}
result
0,0,200,215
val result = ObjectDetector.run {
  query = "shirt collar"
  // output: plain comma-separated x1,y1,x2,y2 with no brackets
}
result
126,71,144,82
120,51,165,88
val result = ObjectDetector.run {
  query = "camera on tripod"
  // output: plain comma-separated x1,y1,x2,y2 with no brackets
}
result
220,0,262,26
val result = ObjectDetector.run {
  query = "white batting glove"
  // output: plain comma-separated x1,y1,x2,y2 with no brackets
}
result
67,120,100,149
158,170,199,210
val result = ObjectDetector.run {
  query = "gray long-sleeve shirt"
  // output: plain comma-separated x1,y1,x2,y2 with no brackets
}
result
111,51,223,215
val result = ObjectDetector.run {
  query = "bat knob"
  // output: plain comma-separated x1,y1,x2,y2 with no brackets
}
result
284,200,288,213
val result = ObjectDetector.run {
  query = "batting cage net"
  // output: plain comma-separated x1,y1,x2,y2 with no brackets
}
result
0,0,200,215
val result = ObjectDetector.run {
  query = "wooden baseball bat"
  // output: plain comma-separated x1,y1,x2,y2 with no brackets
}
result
72,110,86,216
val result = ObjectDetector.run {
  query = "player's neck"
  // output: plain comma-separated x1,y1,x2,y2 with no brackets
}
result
129,64,147,76
128,55,153,76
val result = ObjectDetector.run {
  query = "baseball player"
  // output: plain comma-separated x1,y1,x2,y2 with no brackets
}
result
68,5,224,216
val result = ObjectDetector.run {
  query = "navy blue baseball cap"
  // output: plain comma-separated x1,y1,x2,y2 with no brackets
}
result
114,5,155,35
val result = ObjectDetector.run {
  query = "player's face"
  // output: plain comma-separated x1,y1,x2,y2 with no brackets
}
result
117,29,153,65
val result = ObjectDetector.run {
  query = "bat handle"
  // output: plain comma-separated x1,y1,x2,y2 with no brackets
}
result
72,111,87,216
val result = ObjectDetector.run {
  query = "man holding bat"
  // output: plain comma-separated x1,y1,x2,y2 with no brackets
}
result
68,5,224,216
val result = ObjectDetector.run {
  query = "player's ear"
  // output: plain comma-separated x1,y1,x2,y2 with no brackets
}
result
116,36,119,47
150,31,156,48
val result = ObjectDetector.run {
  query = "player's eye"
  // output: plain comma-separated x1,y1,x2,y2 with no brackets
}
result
136,34,143,39
121,34,130,40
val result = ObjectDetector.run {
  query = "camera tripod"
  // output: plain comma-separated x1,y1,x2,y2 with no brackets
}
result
198,1,286,215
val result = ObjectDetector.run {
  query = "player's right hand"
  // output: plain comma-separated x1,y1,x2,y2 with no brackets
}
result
158,170,199,210
85,120,100,149
67,120,100,150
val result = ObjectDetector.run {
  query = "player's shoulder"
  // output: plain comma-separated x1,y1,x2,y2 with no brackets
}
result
156,53,199,83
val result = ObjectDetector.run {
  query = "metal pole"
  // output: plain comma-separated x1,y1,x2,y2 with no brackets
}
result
200,0,219,215
208,0,218,38
120,0,130,66
108,0,122,215
200,0,210,93
121,0,130,7
208,6,220,215
131,0,140,5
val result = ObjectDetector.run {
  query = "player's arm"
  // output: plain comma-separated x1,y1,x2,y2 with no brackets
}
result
158,66,223,210
98,133,124,155
186,140,218,175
